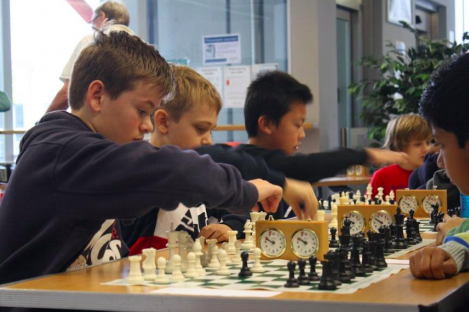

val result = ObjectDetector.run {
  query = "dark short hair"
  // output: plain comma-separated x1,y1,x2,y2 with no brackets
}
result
244,71,312,137
69,31,174,110
94,1,130,26
419,53,469,148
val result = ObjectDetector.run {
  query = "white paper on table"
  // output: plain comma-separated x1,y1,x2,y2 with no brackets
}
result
386,259,410,266
151,287,280,298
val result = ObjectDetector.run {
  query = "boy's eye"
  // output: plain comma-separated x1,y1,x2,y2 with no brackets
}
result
137,108,147,116
196,126,207,133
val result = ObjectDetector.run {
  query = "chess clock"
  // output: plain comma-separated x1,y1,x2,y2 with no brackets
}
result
354,165,368,177
341,211,366,235
259,228,286,258
398,195,419,214
291,229,319,259
369,210,394,233
255,217,329,261
422,195,442,214
346,166,355,176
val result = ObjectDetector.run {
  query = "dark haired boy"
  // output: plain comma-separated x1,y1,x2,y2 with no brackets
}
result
238,70,409,186
0,31,282,286
409,53,469,280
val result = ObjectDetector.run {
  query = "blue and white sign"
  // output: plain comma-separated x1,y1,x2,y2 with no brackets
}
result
203,34,241,65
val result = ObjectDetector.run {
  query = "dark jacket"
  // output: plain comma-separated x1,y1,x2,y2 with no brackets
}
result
0,111,258,286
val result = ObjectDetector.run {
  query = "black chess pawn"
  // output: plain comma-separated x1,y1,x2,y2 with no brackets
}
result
308,256,320,281
318,254,338,290
383,226,394,254
390,223,397,240
238,251,252,277
338,249,353,282
297,259,310,285
361,240,374,274
413,219,422,242
367,233,378,271
329,227,340,248
392,207,408,250
326,250,341,286
405,217,417,245
284,261,300,288
375,230,388,268
351,235,366,276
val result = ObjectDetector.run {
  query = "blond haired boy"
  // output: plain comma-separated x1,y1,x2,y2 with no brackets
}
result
370,113,432,198
122,65,318,254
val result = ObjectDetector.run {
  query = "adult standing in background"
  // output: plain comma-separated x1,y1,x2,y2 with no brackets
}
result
46,1,131,113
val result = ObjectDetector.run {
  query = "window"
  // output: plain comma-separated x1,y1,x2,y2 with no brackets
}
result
147,0,288,143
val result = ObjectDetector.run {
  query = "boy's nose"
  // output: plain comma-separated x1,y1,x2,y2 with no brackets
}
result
202,136,213,146
140,119,153,133
299,127,306,139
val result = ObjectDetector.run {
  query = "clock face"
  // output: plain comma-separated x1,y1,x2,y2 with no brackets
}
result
342,211,366,235
291,229,319,259
259,228,286,258
369,210,393,233
398,195,419,214
347,166,355,176
422,195,442,214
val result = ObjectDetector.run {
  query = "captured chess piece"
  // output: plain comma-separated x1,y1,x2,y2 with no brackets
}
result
329,227,339,248
284,261,300,288
238,251,252,278
308,256,320,281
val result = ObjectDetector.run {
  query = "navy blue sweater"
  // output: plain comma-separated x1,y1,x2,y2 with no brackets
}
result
0,112,258,285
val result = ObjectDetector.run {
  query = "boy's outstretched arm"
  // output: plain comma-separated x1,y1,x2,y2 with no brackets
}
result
250,179,282,213
283,178,318,220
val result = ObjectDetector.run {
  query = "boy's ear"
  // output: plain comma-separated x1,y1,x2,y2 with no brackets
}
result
154,110,170,134
257,115,274,135
87,80,106,113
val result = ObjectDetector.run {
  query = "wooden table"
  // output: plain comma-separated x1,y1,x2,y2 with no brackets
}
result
312,175,371,188
0,232,468,312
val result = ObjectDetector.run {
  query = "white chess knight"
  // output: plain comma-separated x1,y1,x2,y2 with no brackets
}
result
142,248,157,281
241,220,253,250
251,248,264,273
216,249,231,276
127,255,144,284
155,257,169,284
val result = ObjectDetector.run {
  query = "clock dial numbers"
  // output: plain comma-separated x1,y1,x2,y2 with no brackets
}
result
369,210,394,233
422,195,442,214
259,228,287,258
398,195,419,214
342,211,366,235
291,229,319,259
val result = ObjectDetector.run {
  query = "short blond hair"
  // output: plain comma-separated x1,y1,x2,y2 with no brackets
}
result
383,114,432,151
159,64,222,122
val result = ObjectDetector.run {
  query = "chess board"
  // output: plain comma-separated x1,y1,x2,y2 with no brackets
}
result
417,219,435,233
104,259,406,294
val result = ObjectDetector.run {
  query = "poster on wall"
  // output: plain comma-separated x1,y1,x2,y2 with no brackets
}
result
223,66,251,108
203,34,241,66
387,0,413,26
197,67,223,95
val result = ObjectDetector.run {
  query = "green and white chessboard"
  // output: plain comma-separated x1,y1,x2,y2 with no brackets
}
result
104,259,406,294
417,219,435,233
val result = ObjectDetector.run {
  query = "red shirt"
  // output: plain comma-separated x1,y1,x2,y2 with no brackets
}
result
370,164,414,199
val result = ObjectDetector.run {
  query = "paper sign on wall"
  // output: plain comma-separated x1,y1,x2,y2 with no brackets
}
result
197,67,223,95
203,34,241,66
224,66,251,108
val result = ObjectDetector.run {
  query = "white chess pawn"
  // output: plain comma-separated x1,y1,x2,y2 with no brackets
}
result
241,221,253,250
389,190,395,203
142,248,157,280
250,248,264,273
205,239,217,266
127,255,144,284
330,202,338,229
170,254,185,282
385,195,390,205
185,252,199,278
222,242,232,265
323,200,329,210
192,239,206,276
208,244,220,269
317,210,325,222
227,230,237,255
216,249,230,276
198,236,208,267
232,240,242,265
258,212,267,221
154,257,169,284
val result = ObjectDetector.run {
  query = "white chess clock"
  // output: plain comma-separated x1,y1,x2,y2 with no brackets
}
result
342,210,366,235
422,195,442,214
259,228,287,258
369,210,393,233
291,229,319,259
398,195,419,214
